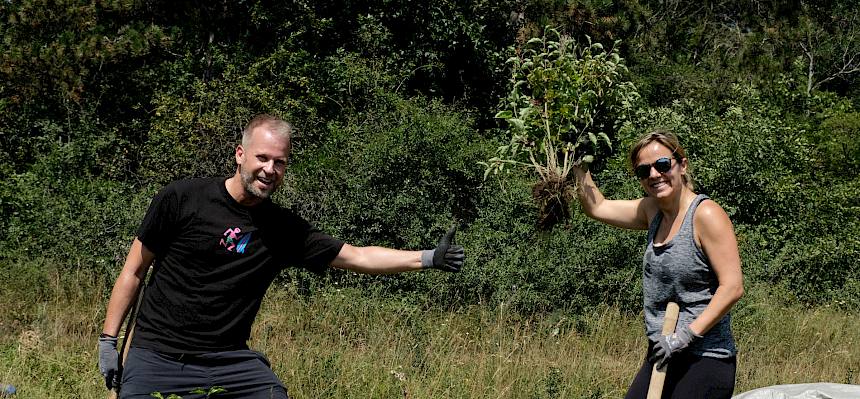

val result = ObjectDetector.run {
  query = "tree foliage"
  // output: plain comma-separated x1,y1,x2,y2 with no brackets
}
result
0,0,858,312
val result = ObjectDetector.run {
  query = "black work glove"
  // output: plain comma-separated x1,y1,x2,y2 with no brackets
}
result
421,226,465,272
649,325,701,369
98,334,119,389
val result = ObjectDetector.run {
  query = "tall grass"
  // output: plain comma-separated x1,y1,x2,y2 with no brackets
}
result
1,262,858,398
253,287,642,398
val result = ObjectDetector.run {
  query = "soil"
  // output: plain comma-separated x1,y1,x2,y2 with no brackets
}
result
532,176,575,230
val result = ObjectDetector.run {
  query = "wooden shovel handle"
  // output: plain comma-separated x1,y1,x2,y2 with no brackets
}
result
106,267,150,399
106,326,135,399
646,302,679,399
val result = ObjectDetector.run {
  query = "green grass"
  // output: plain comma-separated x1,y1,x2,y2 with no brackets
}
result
1,265,858,398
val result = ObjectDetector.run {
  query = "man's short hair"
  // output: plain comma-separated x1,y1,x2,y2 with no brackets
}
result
242,114,294,148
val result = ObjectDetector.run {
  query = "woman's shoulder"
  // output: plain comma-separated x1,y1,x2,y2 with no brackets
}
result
695,197,728,218
693,198,734,236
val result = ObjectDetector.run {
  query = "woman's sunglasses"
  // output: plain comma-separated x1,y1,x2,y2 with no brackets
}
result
634,157,674,179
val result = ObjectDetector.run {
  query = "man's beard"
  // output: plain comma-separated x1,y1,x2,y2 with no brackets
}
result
240,166,280,200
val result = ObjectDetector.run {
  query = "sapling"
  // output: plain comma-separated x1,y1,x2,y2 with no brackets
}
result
481,27,638,229
150,386,226,399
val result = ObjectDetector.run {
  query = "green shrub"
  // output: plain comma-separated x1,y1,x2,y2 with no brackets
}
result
615,84,860,307
1,1,857,314
815,112,860,176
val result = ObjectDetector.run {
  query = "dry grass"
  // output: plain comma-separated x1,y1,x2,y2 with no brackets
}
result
253,288,642,398
1,268,858,398
732,296,860,389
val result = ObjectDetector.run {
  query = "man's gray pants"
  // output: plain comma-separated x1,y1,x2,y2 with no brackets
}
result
119,347,289,399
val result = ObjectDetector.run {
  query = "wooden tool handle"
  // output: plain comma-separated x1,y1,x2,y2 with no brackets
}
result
106,327,134,399
646,302,680,399
106,266,151,399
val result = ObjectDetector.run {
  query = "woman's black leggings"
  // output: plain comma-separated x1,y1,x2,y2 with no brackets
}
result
624,345,736,399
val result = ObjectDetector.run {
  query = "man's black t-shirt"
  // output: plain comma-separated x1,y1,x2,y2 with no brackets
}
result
132,177,344,354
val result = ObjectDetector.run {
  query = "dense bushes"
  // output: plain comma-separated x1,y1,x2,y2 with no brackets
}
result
615,82,860,309
1,1,858,313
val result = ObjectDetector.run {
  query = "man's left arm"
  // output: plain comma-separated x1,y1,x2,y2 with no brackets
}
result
330,226,464,274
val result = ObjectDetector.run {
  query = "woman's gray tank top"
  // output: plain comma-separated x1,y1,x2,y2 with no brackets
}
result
643,194,736,358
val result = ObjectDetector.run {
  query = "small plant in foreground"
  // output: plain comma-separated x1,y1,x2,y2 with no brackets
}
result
481,26,639,229
151,386,227,399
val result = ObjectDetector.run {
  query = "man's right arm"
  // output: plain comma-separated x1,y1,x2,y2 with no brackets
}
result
102,238,154,336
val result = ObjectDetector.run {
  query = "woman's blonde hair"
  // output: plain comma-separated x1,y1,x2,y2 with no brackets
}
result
629,128,695,191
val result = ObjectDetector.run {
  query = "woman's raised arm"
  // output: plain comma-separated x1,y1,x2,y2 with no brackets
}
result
573,166,652,230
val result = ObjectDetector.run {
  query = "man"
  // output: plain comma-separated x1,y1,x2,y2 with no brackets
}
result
98,114,465,398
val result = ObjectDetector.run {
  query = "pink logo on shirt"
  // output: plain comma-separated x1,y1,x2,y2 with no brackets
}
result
220,227,251,253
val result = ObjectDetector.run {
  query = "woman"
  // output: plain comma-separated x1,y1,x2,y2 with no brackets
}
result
573,129,744,398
